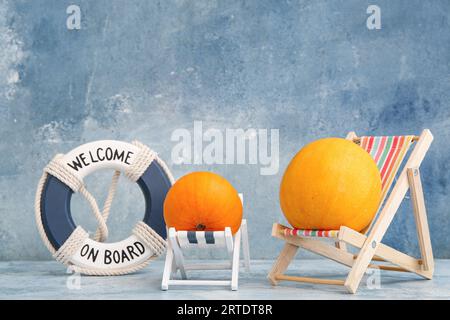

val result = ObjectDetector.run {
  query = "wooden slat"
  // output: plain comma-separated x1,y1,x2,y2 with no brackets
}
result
369,264,409,272
268,241,299,285
369,256,386,262
275,274,345,286
407,167,434,272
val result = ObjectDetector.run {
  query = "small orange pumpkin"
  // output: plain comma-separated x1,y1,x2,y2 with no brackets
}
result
164,172,243,234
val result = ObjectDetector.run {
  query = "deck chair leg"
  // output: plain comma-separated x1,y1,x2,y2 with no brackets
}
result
408,167,434,273
225,227,234,267
168,228,187,279
268,243,299,285
231,228,242,291
241,219,251,271
161,245,174,290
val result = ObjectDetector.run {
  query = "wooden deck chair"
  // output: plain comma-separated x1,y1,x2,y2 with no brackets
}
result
161,195,250,291
268,129,434,293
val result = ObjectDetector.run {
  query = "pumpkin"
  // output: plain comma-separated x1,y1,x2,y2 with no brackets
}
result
280,137,382,232
164,172,243,234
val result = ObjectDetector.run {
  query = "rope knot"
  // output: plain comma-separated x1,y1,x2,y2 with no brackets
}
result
133,221,166,256
53,226,89,265
44,154,83,192
125,140,157,182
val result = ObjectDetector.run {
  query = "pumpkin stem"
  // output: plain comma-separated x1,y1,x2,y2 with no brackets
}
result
196,223,206,231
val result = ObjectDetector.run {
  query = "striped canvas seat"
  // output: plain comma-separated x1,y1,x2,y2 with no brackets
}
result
177,230,229,248
283,229,339,238
285,135,415,238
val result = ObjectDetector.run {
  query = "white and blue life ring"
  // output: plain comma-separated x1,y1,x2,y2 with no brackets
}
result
35,140,174,275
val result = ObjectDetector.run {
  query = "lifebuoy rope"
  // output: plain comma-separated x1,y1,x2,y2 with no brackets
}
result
34,140,175,275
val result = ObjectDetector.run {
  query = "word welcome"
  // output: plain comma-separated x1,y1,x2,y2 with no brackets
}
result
79,241,146,265
171,121,279,175
66,147,133,171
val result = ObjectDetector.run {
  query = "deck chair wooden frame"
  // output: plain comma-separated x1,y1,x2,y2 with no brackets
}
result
161,195,250,291
268,129,434,293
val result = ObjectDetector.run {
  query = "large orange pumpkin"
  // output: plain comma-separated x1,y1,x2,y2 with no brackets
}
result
164,172,243,234
280,138,382,232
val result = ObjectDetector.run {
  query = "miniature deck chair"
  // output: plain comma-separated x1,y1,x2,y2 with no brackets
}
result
268,129,434,293
161,195,250,291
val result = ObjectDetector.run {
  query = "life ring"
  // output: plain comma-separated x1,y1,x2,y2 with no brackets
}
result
35,140,174,275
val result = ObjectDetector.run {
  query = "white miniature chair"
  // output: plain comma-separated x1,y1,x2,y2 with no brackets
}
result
161,195,250,291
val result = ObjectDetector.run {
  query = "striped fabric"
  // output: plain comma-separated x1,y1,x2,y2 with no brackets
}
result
284,135,415,238
187,231,215,244
359,135,414,200
284,228,339,238
177,230,226,248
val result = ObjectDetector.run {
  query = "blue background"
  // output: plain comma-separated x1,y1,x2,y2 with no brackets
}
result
1,0,449,260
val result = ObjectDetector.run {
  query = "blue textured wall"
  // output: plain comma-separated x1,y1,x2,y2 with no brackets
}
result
1,0,449,260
